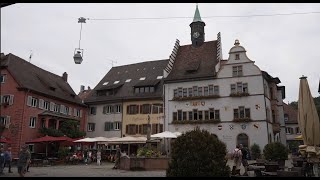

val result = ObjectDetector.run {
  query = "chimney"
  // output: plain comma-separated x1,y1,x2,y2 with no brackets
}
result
88,86,91,90
62,72,68,82
80,85,85,93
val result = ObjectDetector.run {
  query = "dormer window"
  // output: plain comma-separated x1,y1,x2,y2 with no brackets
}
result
134,86,155,93
125,79,131,83
139,77,146,80
103,82,109,85
235,54,240,60
114,81,120,84
156,76,163,79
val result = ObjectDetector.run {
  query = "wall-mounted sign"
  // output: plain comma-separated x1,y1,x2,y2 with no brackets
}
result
222,135,232,141
218,125,222,130
191,101,205,106
241,124,247,130
229,124,234,130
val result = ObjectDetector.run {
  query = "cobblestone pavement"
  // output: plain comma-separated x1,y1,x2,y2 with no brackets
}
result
0,160,293,177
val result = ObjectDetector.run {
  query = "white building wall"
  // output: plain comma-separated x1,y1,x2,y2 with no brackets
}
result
86,103,122,138
164,41,272,153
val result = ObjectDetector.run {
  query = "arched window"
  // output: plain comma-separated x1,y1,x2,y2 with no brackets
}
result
237,133,249,148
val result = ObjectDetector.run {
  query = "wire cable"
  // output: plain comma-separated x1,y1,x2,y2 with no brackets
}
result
86,11,320,21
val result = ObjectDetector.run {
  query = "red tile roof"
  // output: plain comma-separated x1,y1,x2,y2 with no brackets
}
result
165,40,218,82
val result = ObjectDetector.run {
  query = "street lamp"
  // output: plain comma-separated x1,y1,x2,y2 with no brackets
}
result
73,17,86,64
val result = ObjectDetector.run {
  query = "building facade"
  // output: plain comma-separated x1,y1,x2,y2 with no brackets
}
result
0,53,87,157
163,6,286,152
84,60,168,139
283,103,301,143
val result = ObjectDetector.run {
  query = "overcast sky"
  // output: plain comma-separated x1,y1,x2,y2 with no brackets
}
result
1,3,320,103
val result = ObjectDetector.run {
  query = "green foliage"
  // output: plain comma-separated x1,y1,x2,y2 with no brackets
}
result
289,96,320,116
288,141,300,151
38,120,86,138
166,127,230,177
250,143,261,160
137,147,160,158
58,147,70,159
263,142,288,161
59,120,86,138
39,127,64,137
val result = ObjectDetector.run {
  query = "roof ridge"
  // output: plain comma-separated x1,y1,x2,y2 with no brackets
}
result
112,58,169,68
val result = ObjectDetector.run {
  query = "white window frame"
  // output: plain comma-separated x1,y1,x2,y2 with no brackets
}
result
232,65,243,77
0,74,6,83
114,122,120,130
0,116,7,125
29,117,36,128
87,123,95,131
106,105,113,114
43,101,50,110
54,104,60,112
115,105,121,113
31,97,38,107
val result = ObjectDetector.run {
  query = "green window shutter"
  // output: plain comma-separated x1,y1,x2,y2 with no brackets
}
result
110,122,114,130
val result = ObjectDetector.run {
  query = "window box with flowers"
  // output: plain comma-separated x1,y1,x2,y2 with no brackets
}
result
230,92,250,97
232,118,252,122
172,119,221,124
172,95,220,101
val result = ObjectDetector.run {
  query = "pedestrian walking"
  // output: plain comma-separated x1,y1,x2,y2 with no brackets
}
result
239,144,249,176
0,147,5,175
17,145,31,177
112,145,121,169
96,150,101,166
231,144,242,176
4,147,13,173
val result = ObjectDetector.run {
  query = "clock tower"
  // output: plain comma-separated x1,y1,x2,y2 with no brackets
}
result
190,4,205,47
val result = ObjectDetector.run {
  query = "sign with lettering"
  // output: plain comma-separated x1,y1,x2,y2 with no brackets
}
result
222,135,232,141
191,101,205,106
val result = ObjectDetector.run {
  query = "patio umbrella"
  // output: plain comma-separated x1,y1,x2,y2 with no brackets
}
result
0,136,11,144
151,131,178,139
25,135,72,157
297,76,320,177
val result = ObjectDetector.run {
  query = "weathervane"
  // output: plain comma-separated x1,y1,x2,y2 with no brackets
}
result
73,17,86,64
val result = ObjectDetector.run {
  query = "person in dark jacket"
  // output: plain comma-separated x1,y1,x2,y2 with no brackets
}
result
112,145,121,169
17,145,31,177
0,147,5,175
4,147,13,173
239,144,249,176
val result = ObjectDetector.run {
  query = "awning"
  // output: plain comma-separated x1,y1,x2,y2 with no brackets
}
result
26,135,73,143
0,136,11,144
73,137,96,143
107,136,147,144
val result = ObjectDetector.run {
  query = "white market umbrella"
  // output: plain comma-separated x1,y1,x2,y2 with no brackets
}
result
297,76,320,177
151,131,178,139
73,137,96,143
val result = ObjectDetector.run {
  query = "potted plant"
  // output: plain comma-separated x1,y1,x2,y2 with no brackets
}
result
250,143,261,160
263,142,288,170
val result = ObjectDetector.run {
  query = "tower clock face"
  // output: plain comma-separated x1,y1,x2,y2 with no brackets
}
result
193,32,200,38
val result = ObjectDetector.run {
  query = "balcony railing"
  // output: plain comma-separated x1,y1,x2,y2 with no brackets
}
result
172,95,220,101
232,118,252,122
230,92,250,97
172,119,221,124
